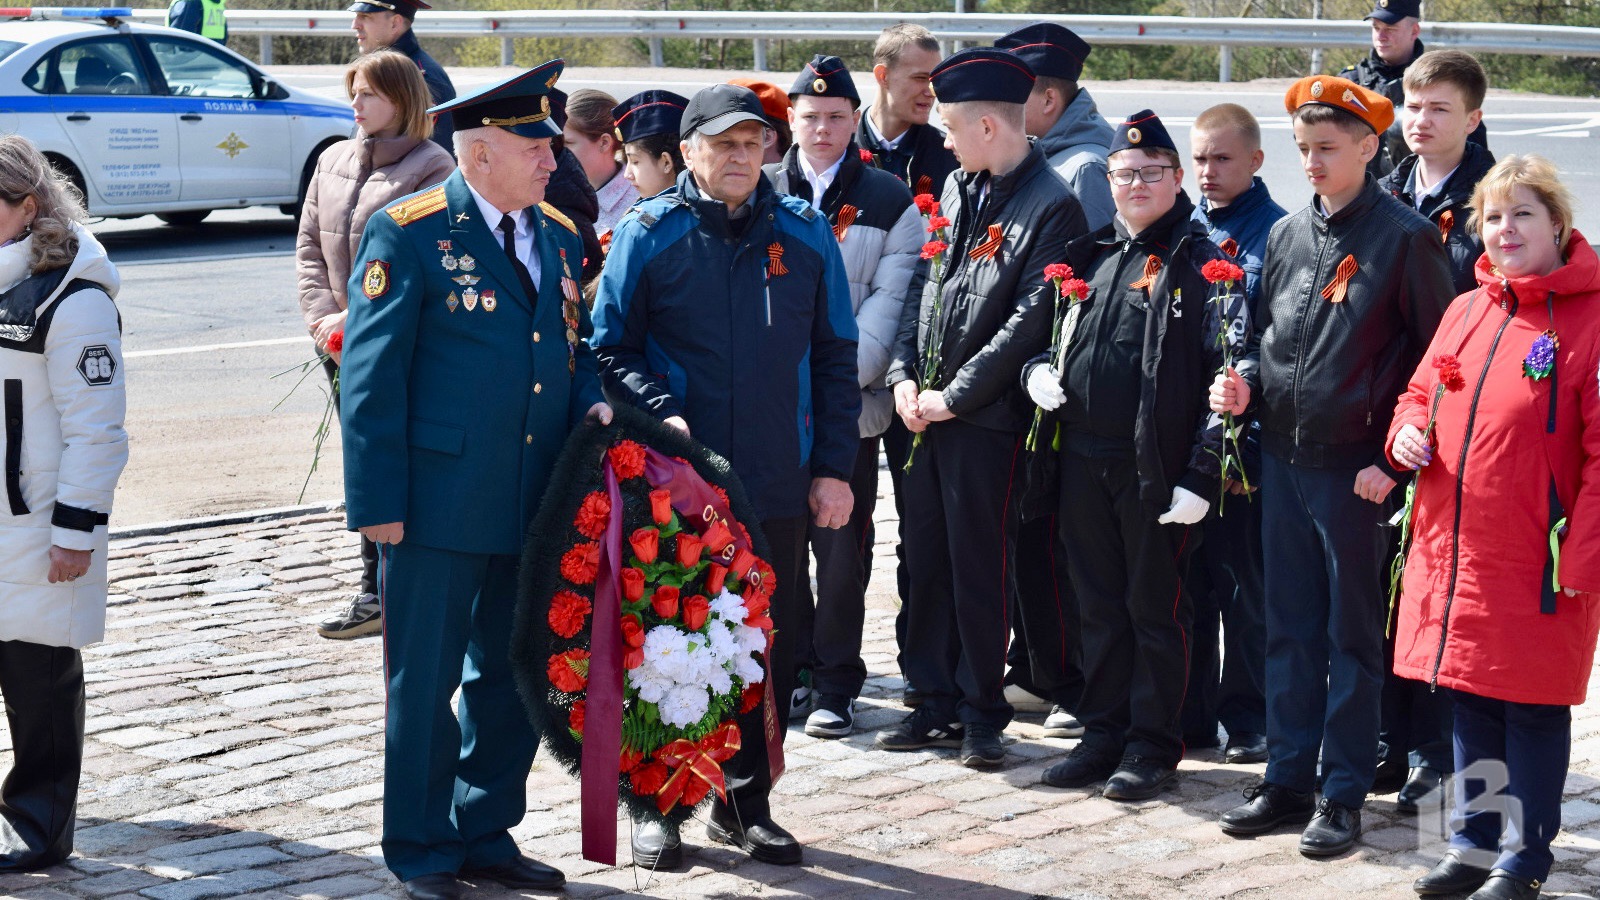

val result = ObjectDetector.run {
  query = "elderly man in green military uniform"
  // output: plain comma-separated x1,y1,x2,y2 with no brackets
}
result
339,60,610,900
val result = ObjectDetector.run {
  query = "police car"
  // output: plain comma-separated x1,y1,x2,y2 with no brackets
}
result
0,7,354,225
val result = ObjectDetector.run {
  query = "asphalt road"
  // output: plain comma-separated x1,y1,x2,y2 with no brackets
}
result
103,66,1600,526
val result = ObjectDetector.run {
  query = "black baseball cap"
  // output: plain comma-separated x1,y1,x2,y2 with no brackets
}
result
681,84,769,137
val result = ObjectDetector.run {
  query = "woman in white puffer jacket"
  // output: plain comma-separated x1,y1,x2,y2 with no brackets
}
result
0,134,128,874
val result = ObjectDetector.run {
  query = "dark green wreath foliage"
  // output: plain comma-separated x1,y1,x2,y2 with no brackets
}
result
510,402,771,827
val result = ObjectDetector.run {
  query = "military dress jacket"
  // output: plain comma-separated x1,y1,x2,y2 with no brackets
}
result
340,169,605,556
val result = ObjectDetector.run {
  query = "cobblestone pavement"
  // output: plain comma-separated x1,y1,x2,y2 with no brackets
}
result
4,483,1600,900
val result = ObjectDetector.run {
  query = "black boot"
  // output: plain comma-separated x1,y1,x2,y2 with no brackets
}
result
0,641,85,872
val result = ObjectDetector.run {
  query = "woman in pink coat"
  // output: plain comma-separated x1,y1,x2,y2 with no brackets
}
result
1388,155,1600,900
296,49,454,641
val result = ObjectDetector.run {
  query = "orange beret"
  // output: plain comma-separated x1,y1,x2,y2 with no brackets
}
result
726,78,792,124
1283,75,1394,135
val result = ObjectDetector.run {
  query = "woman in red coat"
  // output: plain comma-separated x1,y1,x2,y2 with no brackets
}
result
1388,154,1600,900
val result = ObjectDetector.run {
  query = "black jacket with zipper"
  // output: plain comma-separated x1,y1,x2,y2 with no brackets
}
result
1380,140,1495,295
1025,192,1229,516
1245,176,1455,478
887,145,1088,434
857,111,960,201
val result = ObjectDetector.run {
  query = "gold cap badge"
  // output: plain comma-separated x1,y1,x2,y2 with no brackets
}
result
1310,80,1324,99
1127,127,1142,144
813,77,828,94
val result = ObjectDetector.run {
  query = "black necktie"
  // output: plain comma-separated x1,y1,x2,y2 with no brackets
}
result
499,213,538,304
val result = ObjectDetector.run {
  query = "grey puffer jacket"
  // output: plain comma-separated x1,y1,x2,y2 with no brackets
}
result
296,134,455,334
1035,87,1115,232
766,142,923,437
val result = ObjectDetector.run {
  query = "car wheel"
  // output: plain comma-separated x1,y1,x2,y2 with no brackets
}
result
157,210,210,227
282,138,339,220
44,154,87,205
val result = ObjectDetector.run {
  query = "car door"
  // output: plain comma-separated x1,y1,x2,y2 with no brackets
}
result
44,35,181,208
141,34,293,202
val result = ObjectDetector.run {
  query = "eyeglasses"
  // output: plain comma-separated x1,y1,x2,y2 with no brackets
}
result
1108,165,1177,186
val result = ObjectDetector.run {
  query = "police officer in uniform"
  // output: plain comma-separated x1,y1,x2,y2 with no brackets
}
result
340,60,609,900
350,0,457,154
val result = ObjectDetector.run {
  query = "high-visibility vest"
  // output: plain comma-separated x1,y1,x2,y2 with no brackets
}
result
200,0,226,41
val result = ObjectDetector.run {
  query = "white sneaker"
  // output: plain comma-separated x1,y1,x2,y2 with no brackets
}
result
1003,683,1053,714
1043,705,1085,738
789,685,814,719
804,695,855,738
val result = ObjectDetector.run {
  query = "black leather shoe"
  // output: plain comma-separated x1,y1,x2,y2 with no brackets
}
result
631,818,683,870
1371,755,1407,795
1219,781,1315,835
1223,732,1269,764
706,804,802,866
1299,799,1361,857
1468,871,1543,900
1102,755,1176,801
1040,745,1118,789
401,874,461,900
1396,766,1445,814
1414,849,1492,896
459,855,565,890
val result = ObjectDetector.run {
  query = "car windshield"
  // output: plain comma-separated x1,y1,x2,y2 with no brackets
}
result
147,37,253,98
0,40,22,63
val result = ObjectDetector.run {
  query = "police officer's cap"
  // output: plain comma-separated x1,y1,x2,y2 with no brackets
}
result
428,59,564,140
929,48,1035,105
1364,0,1420,24
682,84,769,138
1109,109,1177,156
612,91,689,144
789,55,860,107
347,0,429,19
994,23,1091,83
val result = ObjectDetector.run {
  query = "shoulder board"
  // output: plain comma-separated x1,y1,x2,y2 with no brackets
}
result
775,194,819,223
539,202,579,235
637,210,658,228
799,206,818,222
385,186,447,226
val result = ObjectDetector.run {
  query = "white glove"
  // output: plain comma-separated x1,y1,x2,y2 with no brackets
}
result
1026,364,1066,411
1157,486,1210,525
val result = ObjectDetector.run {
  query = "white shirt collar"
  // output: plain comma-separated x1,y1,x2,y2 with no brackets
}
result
465,178,526,238
1409,162,1460,211
864,107,905,152
798,151,845,211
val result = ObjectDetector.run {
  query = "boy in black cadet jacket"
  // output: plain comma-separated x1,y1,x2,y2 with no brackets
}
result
1025,110,1227,802
877,48,1088,768
1211,75,1453,858
1372,47,1492,815
764,55,924,741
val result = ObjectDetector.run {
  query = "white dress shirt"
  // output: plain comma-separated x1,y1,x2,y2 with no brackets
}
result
798,152,845,212
863,107,906,152
466,179,542,288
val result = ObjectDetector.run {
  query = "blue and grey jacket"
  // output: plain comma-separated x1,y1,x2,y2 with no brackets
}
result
591,170,861,521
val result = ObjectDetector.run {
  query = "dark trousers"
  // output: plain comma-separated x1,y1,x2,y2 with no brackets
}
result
901,419,1022,728
1181,491,1267,743
323,353,379,595
1447,688,1569,881
1380,527,1454,772
798,438,877,699
379,544,534,881
720,515,807,819
1059,453,1194,767
882,418,913,678
1261,450,1390,809
0,640,84,872
1007,514,1083,710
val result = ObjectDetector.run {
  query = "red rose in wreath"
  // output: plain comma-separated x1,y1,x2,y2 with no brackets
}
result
649,489,673,526
548,590,592,639
682,594,710,631
675,533,703,568
620,566,646,602
651,585,680,619
621,614,646,670
560,542,600,585
703,520,735,555
629,527,659,565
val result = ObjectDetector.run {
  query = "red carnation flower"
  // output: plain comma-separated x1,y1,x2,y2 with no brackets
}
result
607,440,647,480
620,747,645,773
547,649,590,694
1043,263,1073,282
739,682,764,713
573,491,610,540
1202,258,1246,285
560,542,600,585
1060,278,1090,301
859,148,875,163
569,700,586,734
925,215,951,233
1434,354,1467,392
682,594,710,631
651,584,680,619
630,761,669,796
326,330,344,353
629,527,659,565
681,776,711,807
675,532,704,568
649,489,673,526
913,193,938,215
548,589,592,639
620,566,646,603
920,240,949,261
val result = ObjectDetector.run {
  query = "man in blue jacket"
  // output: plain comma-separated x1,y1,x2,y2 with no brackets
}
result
340,61,609,900
592,83,859,871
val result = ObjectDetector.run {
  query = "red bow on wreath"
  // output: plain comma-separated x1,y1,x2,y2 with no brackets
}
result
654,722,742,814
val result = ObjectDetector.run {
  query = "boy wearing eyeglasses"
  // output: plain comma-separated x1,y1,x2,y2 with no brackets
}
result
1024,110,1226,801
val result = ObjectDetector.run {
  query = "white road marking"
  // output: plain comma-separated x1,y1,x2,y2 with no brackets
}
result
119,250,293,267
126,336,305,359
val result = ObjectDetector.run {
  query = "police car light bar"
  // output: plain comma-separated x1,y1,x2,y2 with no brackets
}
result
0,7,136,19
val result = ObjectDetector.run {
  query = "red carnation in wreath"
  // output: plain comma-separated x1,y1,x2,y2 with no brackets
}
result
560,542,600,585
630,761,669,796
569,700,586,735
574,491,610,540
548,590,592,639
608,440,647,479
548,648,590,694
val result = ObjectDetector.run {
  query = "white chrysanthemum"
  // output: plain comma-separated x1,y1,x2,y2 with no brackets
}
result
705,663,733,696
709,588,747,625
704,620,737,665
629,668,669,703
734,623,765,655
658,684,711,728
733,652,764,684
642,624,695,682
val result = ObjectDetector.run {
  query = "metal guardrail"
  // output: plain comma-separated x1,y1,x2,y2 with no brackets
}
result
121,8,1600,80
